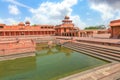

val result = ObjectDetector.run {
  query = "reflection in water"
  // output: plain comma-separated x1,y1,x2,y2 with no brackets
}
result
60,46,73,57
0,43,109,80
36,44,73,57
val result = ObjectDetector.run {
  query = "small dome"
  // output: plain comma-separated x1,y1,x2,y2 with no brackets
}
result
65,15,70,19
25,21,30,24
18,22,25,26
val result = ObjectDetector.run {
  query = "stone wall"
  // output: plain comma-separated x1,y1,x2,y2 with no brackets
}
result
0,39,36,57
112,26,120,38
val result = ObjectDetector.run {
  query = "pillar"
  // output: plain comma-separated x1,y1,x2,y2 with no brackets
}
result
3,32,5,36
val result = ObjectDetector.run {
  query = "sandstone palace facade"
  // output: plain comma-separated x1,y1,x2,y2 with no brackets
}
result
0,16,119,39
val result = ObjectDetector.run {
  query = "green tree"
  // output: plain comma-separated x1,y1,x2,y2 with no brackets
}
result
84,25,106,30
32,24,37,26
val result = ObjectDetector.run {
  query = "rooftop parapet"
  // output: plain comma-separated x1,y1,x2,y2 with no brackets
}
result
110,19,120,27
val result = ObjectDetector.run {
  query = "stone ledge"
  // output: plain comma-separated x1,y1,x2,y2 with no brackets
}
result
0,52,35,61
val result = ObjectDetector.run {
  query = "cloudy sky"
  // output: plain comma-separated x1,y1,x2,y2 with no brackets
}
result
0,0,120,29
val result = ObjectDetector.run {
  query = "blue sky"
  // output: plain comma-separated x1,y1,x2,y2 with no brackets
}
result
0,0,120,29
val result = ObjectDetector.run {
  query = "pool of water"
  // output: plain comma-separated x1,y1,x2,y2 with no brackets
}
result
0,44,109,80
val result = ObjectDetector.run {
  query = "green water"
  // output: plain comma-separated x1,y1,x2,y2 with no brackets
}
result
0,44,109,80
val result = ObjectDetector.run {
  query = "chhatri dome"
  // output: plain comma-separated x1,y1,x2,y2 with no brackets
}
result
64,15,70,19
62,15,72,24
18,22,25,26
25,21,30,24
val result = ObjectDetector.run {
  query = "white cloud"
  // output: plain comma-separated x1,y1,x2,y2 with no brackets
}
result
27,0,86,29
0,18,4,23
0,18,19,24
90,0,120,10
90,0,120,21
5,18,18,24
3,0,86,29
4,0,32,9
71,15,86,29
90,3,115,21
8,5,20,15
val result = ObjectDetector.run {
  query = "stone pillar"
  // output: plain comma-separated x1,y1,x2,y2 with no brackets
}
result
5,32,7,36
3,32,5,36
28,31,30,35
39,31,41,35
13,32,15,36
111,27,113,38
78,32,80,37
9,32,11,36
37,31,39,35
8,32,9,36
31,31,33,35
81,33,83,37
74,33,76,37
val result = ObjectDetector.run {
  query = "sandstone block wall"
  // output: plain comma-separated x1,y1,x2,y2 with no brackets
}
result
0,39,36,56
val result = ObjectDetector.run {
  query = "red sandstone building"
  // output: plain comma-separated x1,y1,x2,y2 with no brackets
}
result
0,21,55,36
55,16,79,36
55,16,108,37
110,19,120,39
0,16,109,37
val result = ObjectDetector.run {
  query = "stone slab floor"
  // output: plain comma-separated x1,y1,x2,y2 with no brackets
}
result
60,62,120,80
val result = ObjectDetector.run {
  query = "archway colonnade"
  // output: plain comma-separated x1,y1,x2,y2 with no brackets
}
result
0,31,55,36
61,31,93,37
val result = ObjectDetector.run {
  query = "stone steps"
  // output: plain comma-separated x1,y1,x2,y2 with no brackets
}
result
72,42,120,54
68,43,120,58
65,44,120,61
64,45,114,62
66,43,120,60
64,45,120,62
65,42,120,56
64,42,120,62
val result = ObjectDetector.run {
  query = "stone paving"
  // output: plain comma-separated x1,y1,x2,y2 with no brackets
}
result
60,63,120,80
